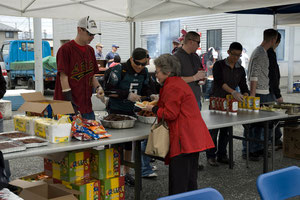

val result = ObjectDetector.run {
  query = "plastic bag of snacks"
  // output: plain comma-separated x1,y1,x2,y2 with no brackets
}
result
71,115,111,140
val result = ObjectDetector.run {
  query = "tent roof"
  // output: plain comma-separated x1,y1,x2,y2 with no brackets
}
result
1,0,300,22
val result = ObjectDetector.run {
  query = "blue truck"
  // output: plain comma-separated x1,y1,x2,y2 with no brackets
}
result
0,40,57,89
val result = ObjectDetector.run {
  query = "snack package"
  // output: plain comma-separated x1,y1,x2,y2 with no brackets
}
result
71,115,111,141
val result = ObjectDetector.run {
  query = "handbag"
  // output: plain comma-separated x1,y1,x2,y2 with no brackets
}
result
145,114,169,159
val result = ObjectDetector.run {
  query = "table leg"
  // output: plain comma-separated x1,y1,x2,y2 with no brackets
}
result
263,122,269,173
245,125,249,168
134,141,142,200
229,127,233,169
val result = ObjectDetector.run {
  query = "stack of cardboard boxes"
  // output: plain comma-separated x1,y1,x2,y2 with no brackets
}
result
44,148,124,200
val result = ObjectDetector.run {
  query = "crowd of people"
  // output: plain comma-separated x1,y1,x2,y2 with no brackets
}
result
0,15,284,197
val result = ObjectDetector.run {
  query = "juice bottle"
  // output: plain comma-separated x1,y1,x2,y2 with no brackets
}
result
253,97,260,112
247,96,254,111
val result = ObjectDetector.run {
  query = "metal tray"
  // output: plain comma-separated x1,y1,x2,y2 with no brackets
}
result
99,114,137,129
0,140,26,154
262,102,300,115
0,131,30,138
137,114,156,124
11,136,49,148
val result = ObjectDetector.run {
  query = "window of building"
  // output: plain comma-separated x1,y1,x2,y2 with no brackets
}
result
146,36,158,58
5,32,14,38
276,29,285,61
160,20,180,54
207,29,222,52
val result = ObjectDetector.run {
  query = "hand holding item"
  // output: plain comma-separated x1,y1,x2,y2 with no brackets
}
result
232,91,244,102
143,105,154,112
193,70,206,81
96,86,104,99
150,94,159,101
277,97,283,103
128,92,141,102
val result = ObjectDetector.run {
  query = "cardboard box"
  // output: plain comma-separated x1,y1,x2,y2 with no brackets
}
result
18,92,74,118
14,115,38,135
9,179,79,200
100,176,125,200
91,148,120,180
284,126,300,159
20,172,50,182
44,150,91,182
53,178,100,200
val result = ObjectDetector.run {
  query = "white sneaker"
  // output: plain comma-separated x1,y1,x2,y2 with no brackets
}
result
142,172,158,178
152,165,157,171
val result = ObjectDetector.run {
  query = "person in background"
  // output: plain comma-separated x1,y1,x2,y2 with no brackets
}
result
203,47,218,101
267,32,283,149
206,42,249,166
105,48,153,186
109,55,121,68
54,16,104,120
242,28,278,160
106,44,120,67
171,38,180,54
143,53,214,195
95,43,104,60
240,48,249,74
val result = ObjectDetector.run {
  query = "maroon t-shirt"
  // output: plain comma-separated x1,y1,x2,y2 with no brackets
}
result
54,40,98,114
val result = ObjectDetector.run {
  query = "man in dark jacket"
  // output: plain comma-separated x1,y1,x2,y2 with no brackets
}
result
267,32,283,148
207,42,249,166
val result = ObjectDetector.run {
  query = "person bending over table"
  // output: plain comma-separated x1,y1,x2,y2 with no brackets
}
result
143,54,214,195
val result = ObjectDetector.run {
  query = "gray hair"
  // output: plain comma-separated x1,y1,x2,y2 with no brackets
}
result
154,54,181,77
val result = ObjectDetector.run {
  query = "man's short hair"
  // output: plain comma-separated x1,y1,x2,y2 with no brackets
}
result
263,29,278,42
276,32,281,44
229,42,243,52
132,48,147,60
183,31,200,44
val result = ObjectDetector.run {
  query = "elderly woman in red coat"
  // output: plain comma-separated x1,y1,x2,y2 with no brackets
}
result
143,53,214,195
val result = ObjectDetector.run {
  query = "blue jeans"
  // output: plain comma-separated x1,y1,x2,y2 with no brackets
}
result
81,111,95,120
242,93,276,154
203,80,213,100
206,127,231,159
141,139,154,177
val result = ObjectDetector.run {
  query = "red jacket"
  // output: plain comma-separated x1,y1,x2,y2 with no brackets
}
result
157,77,214,163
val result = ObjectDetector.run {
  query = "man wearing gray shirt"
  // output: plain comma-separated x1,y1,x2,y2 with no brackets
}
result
242,29,278,160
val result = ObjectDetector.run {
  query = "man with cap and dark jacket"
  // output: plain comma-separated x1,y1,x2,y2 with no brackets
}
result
106,44,120,67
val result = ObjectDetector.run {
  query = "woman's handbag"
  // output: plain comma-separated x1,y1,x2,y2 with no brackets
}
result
145,115,169,159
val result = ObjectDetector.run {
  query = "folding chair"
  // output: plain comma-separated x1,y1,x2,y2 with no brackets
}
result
257,166,300,200
157,187,224,200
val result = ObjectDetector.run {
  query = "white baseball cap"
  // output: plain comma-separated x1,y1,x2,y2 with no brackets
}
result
77,16,101,35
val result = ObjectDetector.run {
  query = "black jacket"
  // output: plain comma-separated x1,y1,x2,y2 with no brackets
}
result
267,48,281,99
0,66,6,99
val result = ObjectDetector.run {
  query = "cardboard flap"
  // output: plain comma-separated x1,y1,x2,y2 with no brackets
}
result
50,102,74,115
21,92,46,102
9,179,46,189
18,102,48,113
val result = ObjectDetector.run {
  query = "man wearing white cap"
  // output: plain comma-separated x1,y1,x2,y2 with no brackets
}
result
54,16,104,120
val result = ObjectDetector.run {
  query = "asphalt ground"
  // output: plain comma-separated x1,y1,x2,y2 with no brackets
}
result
4,78,300,200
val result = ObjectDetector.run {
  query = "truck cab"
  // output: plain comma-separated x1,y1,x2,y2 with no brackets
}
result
0,40,56,89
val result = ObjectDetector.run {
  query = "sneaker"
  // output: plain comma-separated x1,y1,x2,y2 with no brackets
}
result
242,153,260,161
217,156,230,164
152,165,157,171
125,173,135,187
207,158,219,167
142,172,157,178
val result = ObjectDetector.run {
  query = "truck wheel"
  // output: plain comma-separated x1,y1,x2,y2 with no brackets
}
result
7,73,15,89
28,78,35,90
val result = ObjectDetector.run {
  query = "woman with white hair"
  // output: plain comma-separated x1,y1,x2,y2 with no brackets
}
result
143,53,214,195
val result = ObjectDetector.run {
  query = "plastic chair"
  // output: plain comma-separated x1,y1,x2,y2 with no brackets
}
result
257,166,300,200
157,187,224,200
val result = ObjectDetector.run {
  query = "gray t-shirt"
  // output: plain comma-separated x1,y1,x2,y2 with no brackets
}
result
247,45,269,94
174,48,202,102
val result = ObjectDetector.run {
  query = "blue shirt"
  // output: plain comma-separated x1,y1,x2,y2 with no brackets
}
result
105,51,119,67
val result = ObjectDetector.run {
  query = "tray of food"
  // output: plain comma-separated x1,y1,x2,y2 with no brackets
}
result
261,102,300,115
99,113,136,129
11,136,49,148
0,140,26,154
0,131,30,139
134,100,158,109
136,110,156,124
260,105,287,114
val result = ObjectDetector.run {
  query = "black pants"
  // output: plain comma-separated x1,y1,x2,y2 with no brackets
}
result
169,152,199,195
206,127,231,159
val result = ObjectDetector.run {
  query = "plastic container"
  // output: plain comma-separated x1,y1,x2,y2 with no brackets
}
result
253,97,260,112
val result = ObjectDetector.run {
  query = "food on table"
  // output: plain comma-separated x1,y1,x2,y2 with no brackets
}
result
135,100,158,108
137,110,156,117
0,132,30,138
18,138,46,144
103,114,132,121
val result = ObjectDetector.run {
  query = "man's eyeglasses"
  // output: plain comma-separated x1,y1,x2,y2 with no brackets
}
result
190,39,200,45
230,52,242,57
133,59,147,66
81,28,95,37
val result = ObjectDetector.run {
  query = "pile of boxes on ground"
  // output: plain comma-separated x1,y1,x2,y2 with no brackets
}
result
10,147,124,200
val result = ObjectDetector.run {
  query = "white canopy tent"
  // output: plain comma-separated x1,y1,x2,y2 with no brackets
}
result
1,0,300,92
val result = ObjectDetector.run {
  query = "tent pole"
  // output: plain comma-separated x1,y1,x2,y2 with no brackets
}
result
273,14,277,29
130,22,133,54
33,17,44,93
133,22,136,49
287,26,295,93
